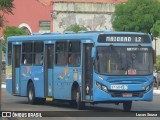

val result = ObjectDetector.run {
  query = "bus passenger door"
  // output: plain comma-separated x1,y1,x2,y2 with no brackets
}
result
12,44,21,95
82,43,93,101
44,44,54,97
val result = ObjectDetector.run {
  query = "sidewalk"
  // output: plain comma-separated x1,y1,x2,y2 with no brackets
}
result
1,82,6,88
153,86,160,94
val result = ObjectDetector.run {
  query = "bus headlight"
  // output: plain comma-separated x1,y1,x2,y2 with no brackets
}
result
145,82,153,92
96,81,101,89
102,85,108,92
96,81,108,92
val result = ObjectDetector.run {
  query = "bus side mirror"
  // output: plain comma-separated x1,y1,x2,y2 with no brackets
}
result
153,49,156,64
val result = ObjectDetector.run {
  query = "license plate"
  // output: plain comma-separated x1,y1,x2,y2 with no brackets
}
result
111,85,128,90
122,93,132,97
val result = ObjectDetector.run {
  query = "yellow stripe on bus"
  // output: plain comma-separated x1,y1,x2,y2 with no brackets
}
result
46,97,53,101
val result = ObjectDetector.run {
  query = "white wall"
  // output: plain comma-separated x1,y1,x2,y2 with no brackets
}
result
53,2,160,56
152,38,160,56
53,2,117,33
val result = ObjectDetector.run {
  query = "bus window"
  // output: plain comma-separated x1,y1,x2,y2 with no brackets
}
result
68,41,81,66
8,42,12,65
33,42,44,65
55,41,67,65
22,42,33,65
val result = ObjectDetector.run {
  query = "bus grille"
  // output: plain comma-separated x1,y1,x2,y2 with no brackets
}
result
108,91,144,98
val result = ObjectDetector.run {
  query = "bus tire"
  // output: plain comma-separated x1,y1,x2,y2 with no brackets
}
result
123,101,132,111
27,82,36,105
76,87,85,110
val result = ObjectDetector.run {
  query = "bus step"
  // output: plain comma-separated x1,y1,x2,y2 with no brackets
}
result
82,100,93,103
46,97,54,101
12,94,20,96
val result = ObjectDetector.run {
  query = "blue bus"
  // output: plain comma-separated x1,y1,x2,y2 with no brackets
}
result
6,31,154,111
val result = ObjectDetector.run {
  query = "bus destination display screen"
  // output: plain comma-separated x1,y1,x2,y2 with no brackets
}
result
98,34,151,43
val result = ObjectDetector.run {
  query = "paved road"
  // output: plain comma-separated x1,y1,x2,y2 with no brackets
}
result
1,87,160,111
1,73,160,120
1,74,5,83
1,88,160,120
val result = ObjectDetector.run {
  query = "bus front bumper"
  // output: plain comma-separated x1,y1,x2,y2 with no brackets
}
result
93,87,153,102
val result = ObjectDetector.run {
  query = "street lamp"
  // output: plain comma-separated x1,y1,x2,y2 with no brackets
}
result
0,37,2,76
0,37,2,103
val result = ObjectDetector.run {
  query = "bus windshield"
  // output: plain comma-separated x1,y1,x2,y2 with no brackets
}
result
95,46,153,76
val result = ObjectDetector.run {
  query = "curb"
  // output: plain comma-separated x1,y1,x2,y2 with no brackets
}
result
153,90,160,94
1,84,6,88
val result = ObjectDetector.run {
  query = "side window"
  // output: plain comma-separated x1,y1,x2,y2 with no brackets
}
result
68,41,81,66
55,42,67,65
8,42,12,65
33,42,44,65
22,42,33,65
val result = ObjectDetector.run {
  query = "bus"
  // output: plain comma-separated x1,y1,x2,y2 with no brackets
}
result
6,31,154,111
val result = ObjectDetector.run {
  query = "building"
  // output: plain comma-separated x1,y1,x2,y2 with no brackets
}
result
52,0,127,33
0,0,53,36
0,0,160,56
52,0,160,56
0,0,54,61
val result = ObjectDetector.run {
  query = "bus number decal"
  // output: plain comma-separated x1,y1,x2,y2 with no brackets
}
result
86,40,91,43
34,77,39,80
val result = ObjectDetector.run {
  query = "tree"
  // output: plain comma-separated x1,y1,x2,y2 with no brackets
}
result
155,55,160,71
0,0,14,28
112,0,160,33
64,24,87,33
2,26,27,53
150,20,160,37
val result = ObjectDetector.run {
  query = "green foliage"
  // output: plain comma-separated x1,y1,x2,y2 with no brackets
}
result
0,0,14,14
64,24,87,33
3,26,27,53
155,55,160,71
0,0,14,27
150,20,160,37
112,0,160,34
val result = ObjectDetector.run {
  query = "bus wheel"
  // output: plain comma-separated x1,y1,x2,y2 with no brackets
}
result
76,87,85,110
123,101,132,111
27,82,36,105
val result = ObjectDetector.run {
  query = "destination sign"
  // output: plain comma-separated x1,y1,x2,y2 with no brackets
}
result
98,34,151,43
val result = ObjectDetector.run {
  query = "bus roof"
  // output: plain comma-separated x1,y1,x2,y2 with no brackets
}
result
7,31,151,42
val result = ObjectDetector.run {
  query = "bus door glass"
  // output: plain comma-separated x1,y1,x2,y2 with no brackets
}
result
12,44,21,95
82,43,93,101
44,44,54,97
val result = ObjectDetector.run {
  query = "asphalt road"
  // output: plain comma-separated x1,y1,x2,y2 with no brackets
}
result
1,74,160,119
1,88,160,120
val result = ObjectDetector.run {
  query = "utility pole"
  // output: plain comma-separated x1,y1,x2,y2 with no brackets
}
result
155,37,157,57
0,38,2,104
154,37,157,64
